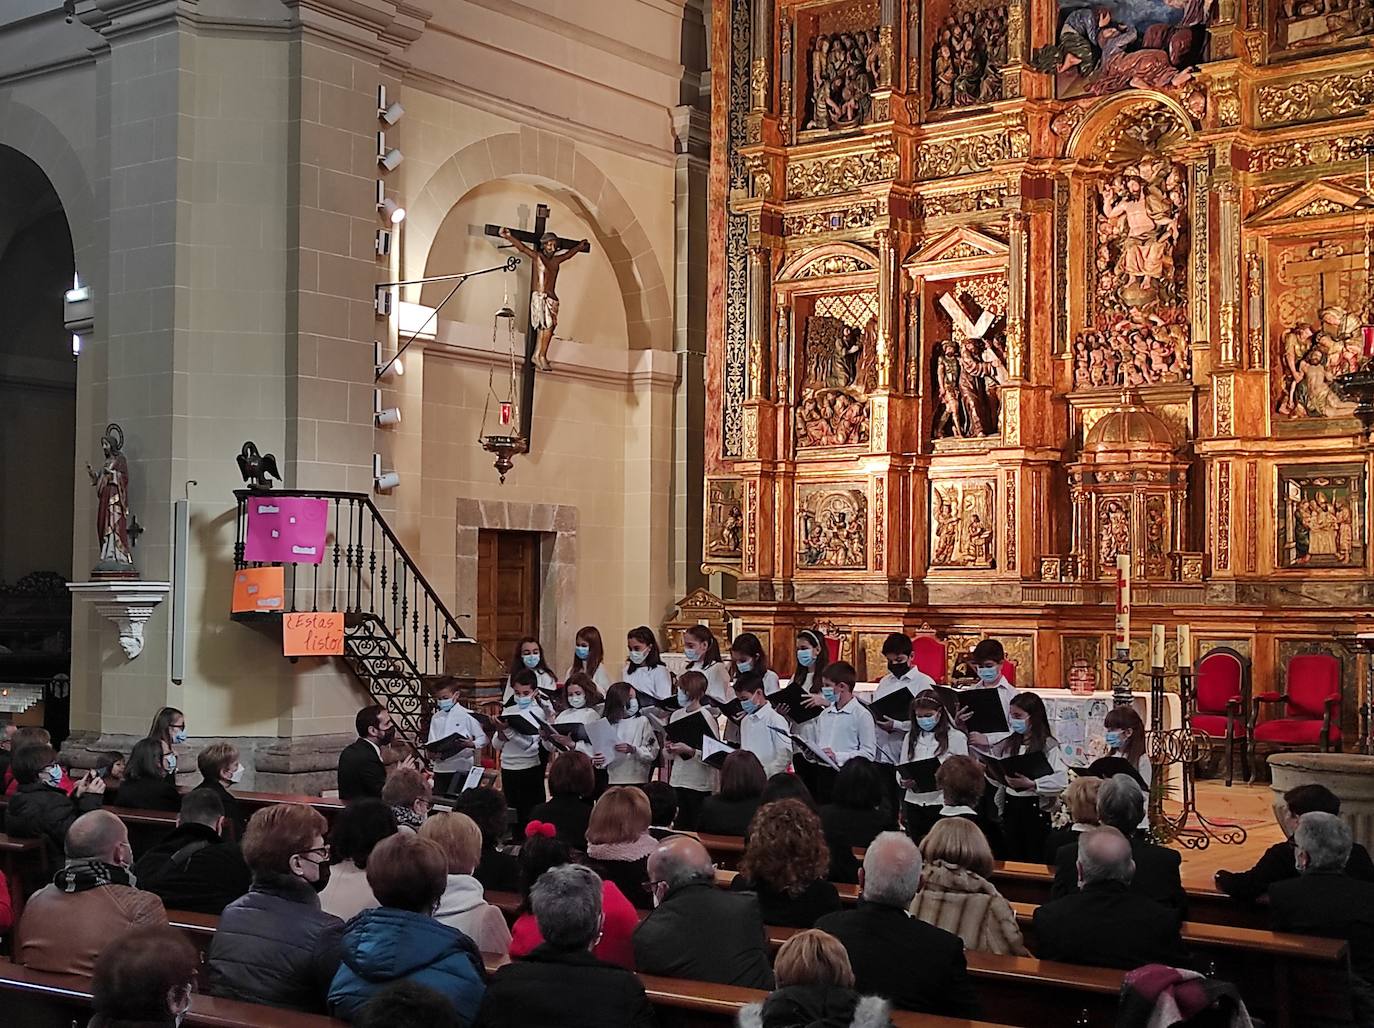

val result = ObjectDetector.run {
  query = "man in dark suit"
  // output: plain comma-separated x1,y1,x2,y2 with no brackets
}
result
1270,811,1374,1023
1051,772,1185,914
1035,826,1191,970
1217,784,1374,902
337,705,394,801
817,831,979,1018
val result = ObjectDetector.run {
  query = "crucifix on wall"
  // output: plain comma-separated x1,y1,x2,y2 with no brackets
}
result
483,204,591,449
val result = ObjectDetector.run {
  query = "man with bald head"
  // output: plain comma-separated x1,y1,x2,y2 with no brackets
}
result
16,809,167,976
816,831,978,1016
632,835,773,989
1033,826,1189,970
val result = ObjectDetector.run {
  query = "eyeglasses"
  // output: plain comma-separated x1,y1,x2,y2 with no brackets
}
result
296,845,330,860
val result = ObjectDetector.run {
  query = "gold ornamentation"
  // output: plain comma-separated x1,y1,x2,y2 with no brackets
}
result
1087,100,1191,165
1243,32,1264,65
795,253,874,277
797,483,869,570
1211,76,1241,127
1005,469,1017,571
744,479,758,575
750,57,768,112
742,405,759,458
786,148,900,199
1215,373,1234,435
784,201,880,237
916,128,1018,179
921,185,1009,218
1294,197,1351,218
1002,387,1020,444
1215,460,1231,571
931,479,998,569
1246,462,1258,572
871,95,891,122
1178,553,1205,582
1251,132,1374,172
1259,70,1374,126
1051,104,1088,138
1245,250,1264,369
873,478,885,571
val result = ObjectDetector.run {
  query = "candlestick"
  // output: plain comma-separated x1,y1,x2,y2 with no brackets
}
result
1177,623,1192,669
1114,553,1131,654
1150,623,1166,669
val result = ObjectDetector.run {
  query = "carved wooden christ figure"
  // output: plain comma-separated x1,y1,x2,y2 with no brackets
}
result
930,291,1008,439
87,422,134,571
499,227,590,371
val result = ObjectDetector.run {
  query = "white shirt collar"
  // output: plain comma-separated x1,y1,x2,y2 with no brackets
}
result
939,804,977,817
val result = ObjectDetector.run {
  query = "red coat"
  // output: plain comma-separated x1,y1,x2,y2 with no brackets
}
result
509,879,637,969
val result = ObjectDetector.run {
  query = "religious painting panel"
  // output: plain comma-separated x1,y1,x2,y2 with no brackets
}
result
1002,634,1035,686
1272,0,1374,54
1268,234,1369,428
800,0,882,133
857,632,892,682
1032,0,1215,99
796,290,879,450
705,479,744,562
929,0,1010,112
930,478,998,569
1073,155,1193,390
929,276,1009,440
796,482,870,571
1275,463,1366,569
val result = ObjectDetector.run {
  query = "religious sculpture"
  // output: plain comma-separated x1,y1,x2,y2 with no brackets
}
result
796,312,876,448
1276,0,1374,49
1275,307,1364,419
930,4,1007,110
806,29,880,130
797,486,868,569
1099,499,1132,568
706,480,744,559
498,227,590,371
929,480,997,568
931,333,1007,439
1278,465,1366,567
87,423,134,573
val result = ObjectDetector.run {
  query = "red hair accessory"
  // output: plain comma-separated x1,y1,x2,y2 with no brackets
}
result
525,820,556,839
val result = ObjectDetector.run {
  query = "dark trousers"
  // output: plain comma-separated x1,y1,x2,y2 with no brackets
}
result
501,765,546,840
793,757,822,800
903,802,942,845
593,767,610,799
810,765,838,805
673,787,710,831
1001,793,1049,861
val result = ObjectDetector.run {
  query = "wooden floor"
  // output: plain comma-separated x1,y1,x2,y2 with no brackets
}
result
1166,780,1283,891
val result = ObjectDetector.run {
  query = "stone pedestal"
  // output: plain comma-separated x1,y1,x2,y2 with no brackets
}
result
1269,752,1374,855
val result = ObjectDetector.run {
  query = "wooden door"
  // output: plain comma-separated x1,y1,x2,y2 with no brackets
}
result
475,529,540,664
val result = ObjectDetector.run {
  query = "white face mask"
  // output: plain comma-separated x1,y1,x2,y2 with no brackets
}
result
568,693,587,709
228,764,244,785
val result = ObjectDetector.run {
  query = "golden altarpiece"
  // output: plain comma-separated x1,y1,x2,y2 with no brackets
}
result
701,0,1374,730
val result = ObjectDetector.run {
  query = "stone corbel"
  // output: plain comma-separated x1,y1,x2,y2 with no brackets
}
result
68,581,172,660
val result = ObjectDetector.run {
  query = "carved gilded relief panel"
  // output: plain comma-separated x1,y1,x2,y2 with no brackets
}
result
797,0,882,136
928,0,1010,112
705,479,744,563
796,291,880,450
1275,463,1367,570
797,482,870,572
930,477,998,569
1271,0,1374,55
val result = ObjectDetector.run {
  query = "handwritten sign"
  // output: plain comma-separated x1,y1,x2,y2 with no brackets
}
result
244,496,328,565
231,566,284,613
282,611,345,656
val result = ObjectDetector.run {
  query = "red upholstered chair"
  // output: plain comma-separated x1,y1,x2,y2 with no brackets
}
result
912,634,947,683
1250,652,1342,776
1192,646,1250,787
1001,659,1016,686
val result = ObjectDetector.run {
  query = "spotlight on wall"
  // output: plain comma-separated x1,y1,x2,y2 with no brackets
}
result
375,229,393,256
377,85,405,125
374,288,394,316
374,340,403,379
379,148,404,171
372,453,400,492
379,198,406,224
71,333,82,357
374,388,402,427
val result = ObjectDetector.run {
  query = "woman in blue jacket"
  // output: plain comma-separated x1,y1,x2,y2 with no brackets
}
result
329,833,486,1023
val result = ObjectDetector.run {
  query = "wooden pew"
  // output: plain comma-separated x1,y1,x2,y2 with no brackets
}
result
230,791,348,820
0,832,48,921
0,958,344,1027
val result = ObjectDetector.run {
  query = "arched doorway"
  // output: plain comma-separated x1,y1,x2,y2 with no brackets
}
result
0,144,77,745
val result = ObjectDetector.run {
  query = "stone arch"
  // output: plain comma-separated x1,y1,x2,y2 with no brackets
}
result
0,96,99,263
410,128,671,351
1064,89,1196,166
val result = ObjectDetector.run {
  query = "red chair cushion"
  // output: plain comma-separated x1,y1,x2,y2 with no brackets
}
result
912,635,946,682
1001,660,1016,686
1193,713,1246,739
1253,719,1340,745
823,637,841,664
1286,654,1341,718
1196,653,1243,716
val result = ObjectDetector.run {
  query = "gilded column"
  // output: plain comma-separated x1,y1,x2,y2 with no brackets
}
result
750,0,773,112
1006,212,1028,381
746,245,772,401
877,0,896,89
1216,183,1240,368
875,229,895,391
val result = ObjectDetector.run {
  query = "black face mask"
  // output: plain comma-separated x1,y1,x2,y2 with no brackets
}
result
308,859,331,894
378,727,396,746
887,660,909,678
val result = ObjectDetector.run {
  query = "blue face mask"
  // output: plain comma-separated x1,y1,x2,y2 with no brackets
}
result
574,644,590,661
676,689,690,708
1008,717,1029,735
628,649,648,665
976,665,1001,685
740,698,758,716
522,653,542,669
735,658,753,673
516,695,534,709
1105,729,1123,750
796,649,815,667
820,686,837,704
43,764,63,788
684,646,700,662
916,715,940,732
165,752,178,773
172,728,187,745
437,698,455,713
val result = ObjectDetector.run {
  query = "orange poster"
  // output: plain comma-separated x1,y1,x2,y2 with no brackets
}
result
231,567,284,614
282,611,345,656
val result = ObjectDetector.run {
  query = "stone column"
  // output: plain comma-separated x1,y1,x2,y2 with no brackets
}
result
1270,753,1374,856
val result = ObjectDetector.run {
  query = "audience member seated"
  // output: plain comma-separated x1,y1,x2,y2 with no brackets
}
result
1041,775,1100,868
1269,811,1374,1021
639,780,680,839
585,786,659,909
910,818,1029,956
5,741,104,855
760,772,859,884
510,825,639,968
698,749,767,836
932,755,1004,859
195,741,246,838
319,798,397,921
16,810,166,976
383,768,433,833
820,757,895,852
131,787,252,914
328,833,486,1022
1051,773,1185,914
0,721,15,782
87,925,198,1028
1034,826,1189,970
93,749,126,805
338,705,395,801
530,750,596,851
634,835,774,989
451,786,520,892
116,737,182,811
817,831,978,1018
4,726,71,797
732,798,841,928
207,803,344,1013
419,811,513,955
1217,784,1374,902
356,982,465,1028
476,864,656,1028
740,928,893,1028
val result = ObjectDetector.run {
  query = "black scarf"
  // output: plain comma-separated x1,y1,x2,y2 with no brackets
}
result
54,859,135,893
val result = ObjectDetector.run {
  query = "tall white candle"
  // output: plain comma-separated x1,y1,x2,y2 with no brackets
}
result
1177,624,1192,669
1114,553,1131,654
1151,623,1166,669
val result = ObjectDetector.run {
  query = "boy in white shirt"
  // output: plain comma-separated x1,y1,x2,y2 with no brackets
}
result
871,632,936,760
960,638,1019,753
426,677,487,795
732,672,792,778
808,660,875,803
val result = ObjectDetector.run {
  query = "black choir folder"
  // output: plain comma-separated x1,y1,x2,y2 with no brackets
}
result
701,737,737,770
864,688,919,722
982,750,1054,782
933,685,1009,735
1069,755,1147,790
423,733,469,761
769,681,824,724
895,757,941,794
665,710,715,751
498,710,543,735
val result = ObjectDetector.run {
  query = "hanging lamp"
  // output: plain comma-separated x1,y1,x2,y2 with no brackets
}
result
477,296,527,483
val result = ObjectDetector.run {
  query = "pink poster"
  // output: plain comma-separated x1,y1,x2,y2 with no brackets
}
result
243,496,329,565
